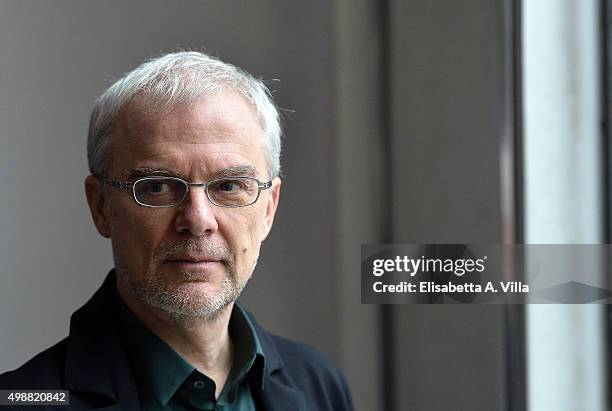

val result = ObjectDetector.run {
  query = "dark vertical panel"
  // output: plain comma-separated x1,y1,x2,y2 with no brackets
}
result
504,1,526,411
378,0,396,409
386,0,520,409
334,0,387,407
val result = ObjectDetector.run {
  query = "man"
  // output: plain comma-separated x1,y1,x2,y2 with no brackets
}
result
0,51,353,411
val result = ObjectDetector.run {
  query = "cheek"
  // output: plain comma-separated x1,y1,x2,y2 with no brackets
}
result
223,209,265,261
107,199,170,267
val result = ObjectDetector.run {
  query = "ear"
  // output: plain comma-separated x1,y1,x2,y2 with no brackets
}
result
84,175,111,238
260,177,281,242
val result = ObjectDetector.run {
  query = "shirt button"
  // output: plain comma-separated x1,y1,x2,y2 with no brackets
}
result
193,380,206,389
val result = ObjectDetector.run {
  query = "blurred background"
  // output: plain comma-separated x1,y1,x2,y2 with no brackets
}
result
1,0,611,410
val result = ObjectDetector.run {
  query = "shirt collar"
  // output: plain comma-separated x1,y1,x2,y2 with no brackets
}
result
228,302,266,393
114,283,265,408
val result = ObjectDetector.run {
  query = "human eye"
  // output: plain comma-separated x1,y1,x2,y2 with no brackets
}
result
210,178,248,193
207,177,259,207
137,178,183,196
143,180,171,194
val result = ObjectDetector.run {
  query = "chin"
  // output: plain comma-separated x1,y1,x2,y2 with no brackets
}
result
140,275,245,322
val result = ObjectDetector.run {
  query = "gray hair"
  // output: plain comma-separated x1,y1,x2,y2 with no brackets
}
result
87,51,282,179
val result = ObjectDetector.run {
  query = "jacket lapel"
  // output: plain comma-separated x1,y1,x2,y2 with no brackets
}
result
240,303,308,411
63,272,140,410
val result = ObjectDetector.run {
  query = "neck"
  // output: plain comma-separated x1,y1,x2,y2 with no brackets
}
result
117,278,234,398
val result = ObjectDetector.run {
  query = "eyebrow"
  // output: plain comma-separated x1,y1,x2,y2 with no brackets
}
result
125,167,185,179
124,165,259,180
210,165,258,179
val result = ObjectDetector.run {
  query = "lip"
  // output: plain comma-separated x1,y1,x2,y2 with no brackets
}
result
163,260,221,280
165,255,222,264
165,260,220,269
163,256,222,272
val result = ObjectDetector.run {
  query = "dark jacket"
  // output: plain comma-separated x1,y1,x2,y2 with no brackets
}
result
0,273,354,411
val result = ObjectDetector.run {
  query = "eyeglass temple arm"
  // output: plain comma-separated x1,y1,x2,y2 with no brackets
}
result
92,174,131,191
104,180,133,191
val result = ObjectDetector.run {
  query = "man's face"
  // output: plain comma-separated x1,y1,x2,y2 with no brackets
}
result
85,90,281,322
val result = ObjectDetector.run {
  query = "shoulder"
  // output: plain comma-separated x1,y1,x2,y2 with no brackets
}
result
0,339,67,390
268,334,354,410
270,334,341,376
238,304,354,409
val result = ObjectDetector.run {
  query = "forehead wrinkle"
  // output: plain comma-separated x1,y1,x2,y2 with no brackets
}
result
111,140,264,178
119,124,263,151
125,146,257,168
123,139,254,149
157,125,259,133
115,105,264,150
115,132,262,152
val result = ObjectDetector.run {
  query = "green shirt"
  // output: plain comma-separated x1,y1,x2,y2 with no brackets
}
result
115,288,265,411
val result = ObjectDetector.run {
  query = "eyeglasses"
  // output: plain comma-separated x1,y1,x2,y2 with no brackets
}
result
101,176,273,208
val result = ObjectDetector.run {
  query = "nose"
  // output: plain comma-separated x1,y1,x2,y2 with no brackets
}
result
173,186,218,236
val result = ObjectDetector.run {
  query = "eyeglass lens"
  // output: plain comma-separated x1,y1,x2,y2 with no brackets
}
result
133,177,260,207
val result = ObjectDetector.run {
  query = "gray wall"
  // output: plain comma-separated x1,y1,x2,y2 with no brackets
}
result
0,0,342,379
0,1,516,410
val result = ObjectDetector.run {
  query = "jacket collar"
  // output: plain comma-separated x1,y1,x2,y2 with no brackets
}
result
64,271,140,410
63,271,307,411
243,310,307,411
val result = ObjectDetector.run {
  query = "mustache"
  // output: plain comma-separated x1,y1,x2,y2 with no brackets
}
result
154,239,233,262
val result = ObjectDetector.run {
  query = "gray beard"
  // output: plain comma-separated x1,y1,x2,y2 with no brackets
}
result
113,239,254,327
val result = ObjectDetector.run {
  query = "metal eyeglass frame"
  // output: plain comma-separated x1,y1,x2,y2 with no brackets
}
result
100,175,273,208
